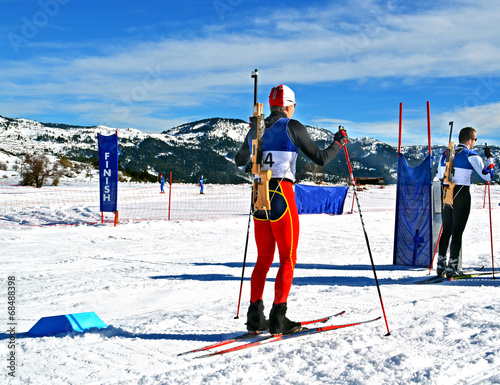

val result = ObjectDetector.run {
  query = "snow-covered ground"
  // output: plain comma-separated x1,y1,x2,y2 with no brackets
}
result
1,185,499,385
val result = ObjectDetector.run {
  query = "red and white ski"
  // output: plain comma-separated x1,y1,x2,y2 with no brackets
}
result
195,315,381,358
178,310,345,356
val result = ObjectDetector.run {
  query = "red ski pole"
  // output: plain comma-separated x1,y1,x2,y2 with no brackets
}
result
487,182,496,279
428,224,443,275
341,127,391,336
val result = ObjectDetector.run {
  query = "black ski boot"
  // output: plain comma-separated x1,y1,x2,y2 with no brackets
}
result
446,257,463,278
246,300,269,333
269,302,301,335
436,255,447,277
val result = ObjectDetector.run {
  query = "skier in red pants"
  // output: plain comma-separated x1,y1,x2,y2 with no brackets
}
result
235,84,347,335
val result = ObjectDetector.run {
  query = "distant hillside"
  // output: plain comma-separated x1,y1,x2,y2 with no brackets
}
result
0,114,498,184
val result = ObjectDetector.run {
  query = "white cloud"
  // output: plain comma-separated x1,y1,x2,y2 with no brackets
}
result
314,100,500,147
1,0,500,136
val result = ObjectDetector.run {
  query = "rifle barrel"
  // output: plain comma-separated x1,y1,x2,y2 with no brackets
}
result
251,69,258,105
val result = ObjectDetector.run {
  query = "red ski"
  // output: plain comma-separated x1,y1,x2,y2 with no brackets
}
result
196,316,381,358
178,310,345,356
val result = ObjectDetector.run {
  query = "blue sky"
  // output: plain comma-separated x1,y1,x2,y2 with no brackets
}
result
1,0,500,147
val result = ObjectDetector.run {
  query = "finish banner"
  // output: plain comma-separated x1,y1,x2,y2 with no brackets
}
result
98,133,118,213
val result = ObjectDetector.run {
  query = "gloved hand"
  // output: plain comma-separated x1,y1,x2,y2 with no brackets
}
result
483,157,494,177
244,164,252,173
334,126,349,147
485,144,494,159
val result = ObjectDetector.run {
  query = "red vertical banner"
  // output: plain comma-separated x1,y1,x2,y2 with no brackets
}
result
168,171,172,221
398,102,402,155
426,101,432,154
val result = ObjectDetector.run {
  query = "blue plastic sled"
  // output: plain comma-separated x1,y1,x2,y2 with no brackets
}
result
27,311,107,337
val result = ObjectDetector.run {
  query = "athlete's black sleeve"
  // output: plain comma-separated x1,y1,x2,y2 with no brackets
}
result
287,119,342,166
235,130,251,167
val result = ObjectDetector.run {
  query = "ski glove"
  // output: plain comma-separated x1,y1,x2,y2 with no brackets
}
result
485,144,494,159
334,127,349,147
482,157,494,177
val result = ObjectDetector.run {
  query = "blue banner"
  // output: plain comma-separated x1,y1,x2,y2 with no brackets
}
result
393,154,433,267
295,184,348,215
98,133,118,212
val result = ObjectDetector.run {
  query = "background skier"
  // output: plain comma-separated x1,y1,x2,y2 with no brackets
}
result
199,175,206,194
436,127,495,278
160,174,165,194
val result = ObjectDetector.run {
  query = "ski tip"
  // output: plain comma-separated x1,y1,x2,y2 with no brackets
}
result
321,310,346,322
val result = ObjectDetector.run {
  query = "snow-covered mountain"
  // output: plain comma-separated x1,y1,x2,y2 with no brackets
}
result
0,114,497,184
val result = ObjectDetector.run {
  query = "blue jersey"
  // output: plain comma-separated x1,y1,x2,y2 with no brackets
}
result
236,111,342,179
438,143,492,185
249,118,299,181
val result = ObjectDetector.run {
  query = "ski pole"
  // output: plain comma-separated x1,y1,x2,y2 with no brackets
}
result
341,128,391,336
483,183,487,209
428,223,443,275
487,182,496,279
235,205,252,319
349,178,356,214
235,69,261,318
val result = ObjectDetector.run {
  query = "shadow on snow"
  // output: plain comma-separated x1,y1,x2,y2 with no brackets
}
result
150,262,500,287
192,262,421,272
0,327,240,344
